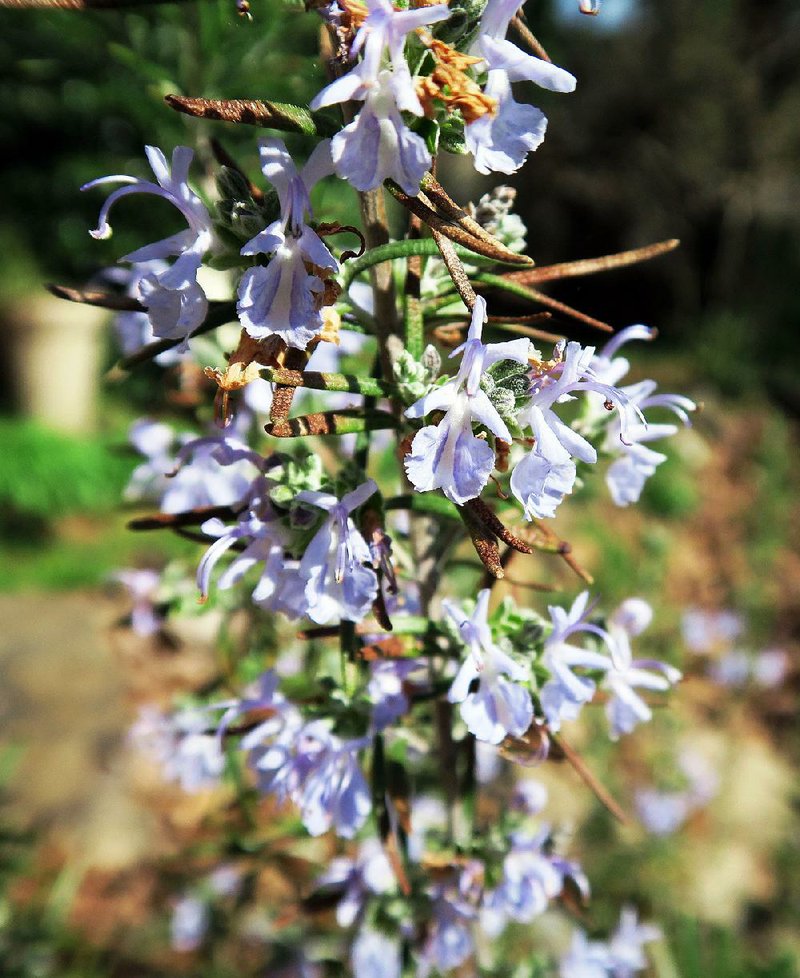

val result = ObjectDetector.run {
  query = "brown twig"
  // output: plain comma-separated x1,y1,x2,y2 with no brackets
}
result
47,283,144,312
552,732,631,826
506,239,680,286
459,504,505,579
127,505,240,531
387,182,533,267
463,498,533,554
269,347,311,424
164,94,326,137
0,0,189,7
432,230,476,310
496,284,613,333
421,173,535,266
265,409,398,438
510,11,551,61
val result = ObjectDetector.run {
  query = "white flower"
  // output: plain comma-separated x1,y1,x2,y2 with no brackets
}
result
602,599,681,739
295,480,380,624
540,592,616,732
83,146,214,348
405,296,530,505
310,0,450,194
466,0,576,175
444,589,533,744
237,139,338,349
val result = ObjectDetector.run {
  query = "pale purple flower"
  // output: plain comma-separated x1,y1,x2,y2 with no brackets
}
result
510,778,548,815
368,658,426,730
634,788,692,836
315,837,395,927
329,70,433,195
560,930,612,978
753,648,789,688
681,608,744,654
603,380,695,507
196,476,299,616
100,261,185,365
466,71,549,175
208,864,243,898
237,139,338,349
512,341,633,520
444,589,533,744
708,649,752,687
540,592,616,732
585,327,695,505
83,146,214,347
111,568,163,636
608,907,661,978
510,405,578,519
310,0,450,194
590,325,657,389
480,828,564,936
352,929,402,978
475,739,503,783
417,862,482,977
217,670,302,752
130,705,228,794
466,0,576,174
407,795,447,862
295,480,380,624
635,748,717,835
252,719,371,838
170,894,209,953
602,598,681,739
405,296,530,505
124,420,260,514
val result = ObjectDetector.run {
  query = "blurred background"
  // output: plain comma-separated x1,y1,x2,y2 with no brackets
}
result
0,0,798,975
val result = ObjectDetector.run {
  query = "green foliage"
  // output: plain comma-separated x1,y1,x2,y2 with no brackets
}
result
0,418,133,522
0,0,323,282
667,917,797,978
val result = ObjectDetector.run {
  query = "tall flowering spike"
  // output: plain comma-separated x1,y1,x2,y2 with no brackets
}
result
539,591,616,732
295,479,379,624
310,0,450,194
465,0,576,174
405,297,530,505
237,138,339,349
602,598,681,738
82,146,214,347
444,589,533,744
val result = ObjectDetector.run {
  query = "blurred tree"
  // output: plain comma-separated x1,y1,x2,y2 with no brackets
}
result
507,0,800,398
0,0,322,283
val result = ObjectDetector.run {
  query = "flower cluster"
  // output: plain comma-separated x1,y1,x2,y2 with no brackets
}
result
401,298,695,520
78,3,700,971
85,138,342,354
560,908,661,978
310,0,575,192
